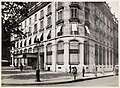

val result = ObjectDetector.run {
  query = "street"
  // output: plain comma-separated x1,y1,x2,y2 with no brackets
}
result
38,76,118,87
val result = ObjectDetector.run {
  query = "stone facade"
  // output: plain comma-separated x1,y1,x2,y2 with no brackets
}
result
11,2,118,73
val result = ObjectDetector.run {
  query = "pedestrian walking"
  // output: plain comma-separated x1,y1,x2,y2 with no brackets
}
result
72,66,77,80
82,67,85,77
20,63,23,72
69,65,71,73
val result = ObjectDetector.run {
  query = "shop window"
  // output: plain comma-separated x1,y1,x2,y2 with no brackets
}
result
95,44,98,65
107,49,109,65
57,41,64,65
69,40,79,65
84,41,89,65
46,44,52,65
99,46,102,65
103,47,106,65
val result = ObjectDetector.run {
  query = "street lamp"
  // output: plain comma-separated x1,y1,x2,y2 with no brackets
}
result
34,38,41,82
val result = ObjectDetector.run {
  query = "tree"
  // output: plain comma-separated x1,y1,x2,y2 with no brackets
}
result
2,2,29,61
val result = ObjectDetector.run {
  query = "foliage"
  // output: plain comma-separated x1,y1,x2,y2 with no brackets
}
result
2,2,29,47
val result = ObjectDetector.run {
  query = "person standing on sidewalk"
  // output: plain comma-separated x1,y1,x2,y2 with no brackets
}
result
72,66,77,80
20,63,23,72
69,65,72,73
82,67,85,77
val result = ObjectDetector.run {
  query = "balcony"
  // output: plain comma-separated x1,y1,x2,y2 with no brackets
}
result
46,12,52,17
46,24,52,29
69,17,80,23
56,19,64,25
56,6,64,11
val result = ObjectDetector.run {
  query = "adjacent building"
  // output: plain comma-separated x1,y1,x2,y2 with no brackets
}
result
10,2,118,73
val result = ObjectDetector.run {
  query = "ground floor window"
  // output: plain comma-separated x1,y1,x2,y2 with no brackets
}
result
69,40,79,65
84,41,89,65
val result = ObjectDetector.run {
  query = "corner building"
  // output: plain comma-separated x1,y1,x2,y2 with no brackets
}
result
11,2,118,73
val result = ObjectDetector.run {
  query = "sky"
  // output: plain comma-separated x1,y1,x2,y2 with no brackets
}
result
107,0,119,19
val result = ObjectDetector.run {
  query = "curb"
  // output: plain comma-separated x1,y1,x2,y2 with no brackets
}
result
2,74,114,86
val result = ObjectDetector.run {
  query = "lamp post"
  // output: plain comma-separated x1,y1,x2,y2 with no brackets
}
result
35,38,41,82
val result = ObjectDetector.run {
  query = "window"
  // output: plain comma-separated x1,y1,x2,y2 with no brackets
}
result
29,38,31,45
69,40,79,65
99,46,102,65
47,16,51,26
20,41,22,47
48,4,51,13
24,40,26,46
95,44,98,65
84,41,89,65
35,14,37,22
103,47,106,65
28,48,32,53
25,21,26,28
58,2,62,7
58,10,63,20
107,49,109,65
29,27,31,33
71,24,79,35
40,10,44,18
57,41,64,65
33,46,38,53
110,50,112,65
71,8,78,18
40,20,44,29
34,24,37,32
47,30,51,39
29,18,31,25
46,44,52,65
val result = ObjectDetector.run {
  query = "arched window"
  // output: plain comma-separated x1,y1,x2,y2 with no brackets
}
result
103,47,106,65
107,49,109,65
69,40,79,65
46,43,52,65
28,48,32,53
84,41,89,65
95,44,98,65
99,46,102,65
33,46,38,53
57,41,64,65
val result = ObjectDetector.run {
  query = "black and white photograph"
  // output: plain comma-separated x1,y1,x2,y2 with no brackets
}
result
1,0,119,87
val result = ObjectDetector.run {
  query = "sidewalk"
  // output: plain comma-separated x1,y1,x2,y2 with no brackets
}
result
2,69,114,86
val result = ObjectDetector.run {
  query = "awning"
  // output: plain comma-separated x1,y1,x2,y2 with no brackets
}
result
37,33,43,39
72,24,77,31
46,30,51,36
57,25,62,33
85,26,90,34
14,53,37,58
